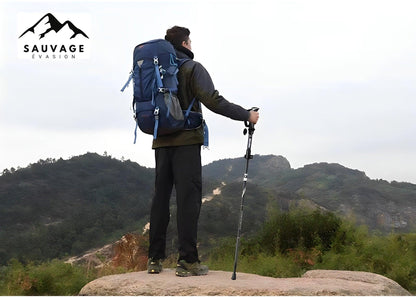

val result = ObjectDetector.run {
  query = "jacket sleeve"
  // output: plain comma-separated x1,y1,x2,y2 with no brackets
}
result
190,62,250,121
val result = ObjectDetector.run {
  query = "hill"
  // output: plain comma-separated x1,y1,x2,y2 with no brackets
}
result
1,153,416,265
203,155,416,232
0,153,153,264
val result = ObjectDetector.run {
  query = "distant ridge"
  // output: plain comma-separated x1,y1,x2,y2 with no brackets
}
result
19,13,89,40
1,153,416,265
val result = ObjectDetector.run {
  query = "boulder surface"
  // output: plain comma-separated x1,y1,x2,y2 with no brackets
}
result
79,269,411,296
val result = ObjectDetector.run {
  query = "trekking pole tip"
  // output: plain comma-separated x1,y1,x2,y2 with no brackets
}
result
231,272,236,280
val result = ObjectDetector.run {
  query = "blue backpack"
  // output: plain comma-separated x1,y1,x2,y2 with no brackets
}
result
121,39,208,145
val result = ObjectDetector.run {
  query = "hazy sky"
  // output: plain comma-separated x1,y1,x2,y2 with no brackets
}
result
1,0,416,183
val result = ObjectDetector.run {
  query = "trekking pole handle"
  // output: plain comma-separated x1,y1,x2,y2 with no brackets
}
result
244,107,259,135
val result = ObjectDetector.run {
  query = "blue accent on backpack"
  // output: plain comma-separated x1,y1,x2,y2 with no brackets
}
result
121,39,208,146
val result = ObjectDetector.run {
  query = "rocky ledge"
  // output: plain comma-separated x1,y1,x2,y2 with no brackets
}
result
79,269,410,296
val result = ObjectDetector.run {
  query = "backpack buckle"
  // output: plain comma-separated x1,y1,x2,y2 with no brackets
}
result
153,57,158,65
154,107,160,117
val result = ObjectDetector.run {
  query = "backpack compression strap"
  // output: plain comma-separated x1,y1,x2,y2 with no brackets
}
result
152,98,196,140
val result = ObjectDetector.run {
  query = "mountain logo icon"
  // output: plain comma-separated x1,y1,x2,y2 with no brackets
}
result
19,13,89,40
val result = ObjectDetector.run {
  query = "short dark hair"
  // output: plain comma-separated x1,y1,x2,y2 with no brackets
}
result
165,26,190,48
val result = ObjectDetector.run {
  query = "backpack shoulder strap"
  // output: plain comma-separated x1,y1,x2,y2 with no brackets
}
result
177,58,191,68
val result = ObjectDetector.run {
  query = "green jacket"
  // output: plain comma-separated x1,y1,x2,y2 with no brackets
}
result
152,46,250,149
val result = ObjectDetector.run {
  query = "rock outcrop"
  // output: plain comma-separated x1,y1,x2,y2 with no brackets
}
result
79,269,410,296
66,233,148,270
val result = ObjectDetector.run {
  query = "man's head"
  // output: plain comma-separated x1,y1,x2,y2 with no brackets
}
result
165,26,192,50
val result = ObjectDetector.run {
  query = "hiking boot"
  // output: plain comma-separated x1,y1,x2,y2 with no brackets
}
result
147,258,162,274
175,260,208,277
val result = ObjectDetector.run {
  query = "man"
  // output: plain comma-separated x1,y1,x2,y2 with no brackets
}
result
147,26,259,277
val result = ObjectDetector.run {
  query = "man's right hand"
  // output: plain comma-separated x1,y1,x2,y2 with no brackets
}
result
249,110,259,124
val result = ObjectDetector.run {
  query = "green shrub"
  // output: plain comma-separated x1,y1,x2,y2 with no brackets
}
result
238,253,302,278
1,259,91,295
206,237,236,271
206,240,303,278
256,209,341,255
207,209,416,294
313,226,416,293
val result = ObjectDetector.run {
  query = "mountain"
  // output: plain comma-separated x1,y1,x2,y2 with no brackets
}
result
1,153,416,265
19,13,89,40
0,153,153,264
203,155,416,232
203,154,291,185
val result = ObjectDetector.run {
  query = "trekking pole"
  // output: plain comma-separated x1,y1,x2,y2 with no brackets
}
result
231,107,259,280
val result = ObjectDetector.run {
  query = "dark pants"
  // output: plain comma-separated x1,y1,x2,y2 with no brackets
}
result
148,144,202,263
